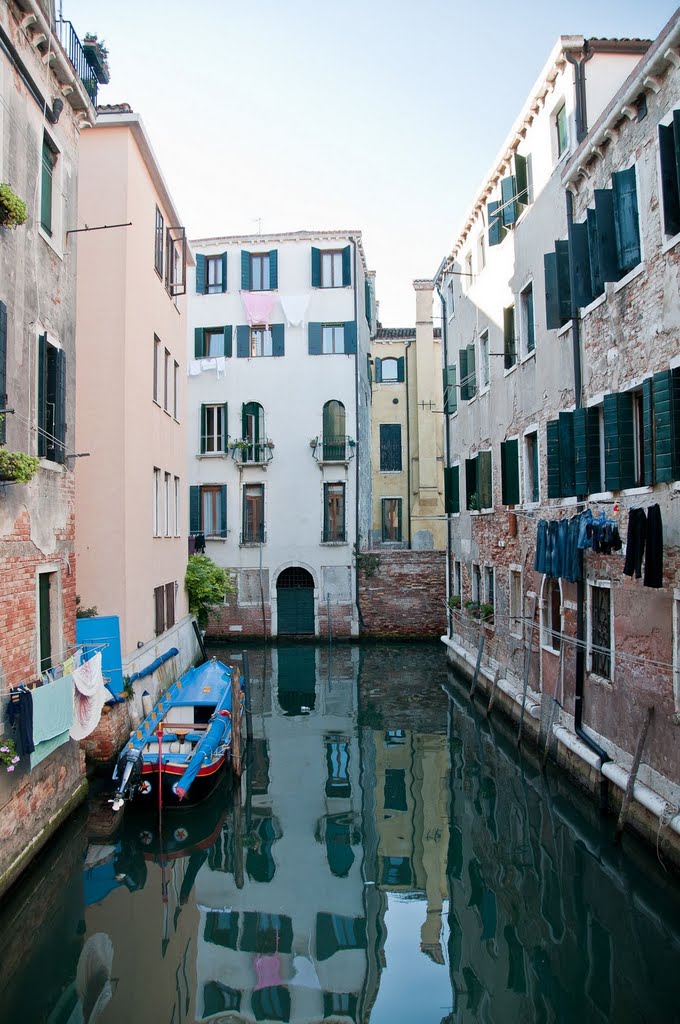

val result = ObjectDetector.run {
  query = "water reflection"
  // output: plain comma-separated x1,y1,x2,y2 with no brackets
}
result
1,642,679,1024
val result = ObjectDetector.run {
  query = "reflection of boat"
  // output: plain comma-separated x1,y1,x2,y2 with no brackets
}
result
112,659,243,808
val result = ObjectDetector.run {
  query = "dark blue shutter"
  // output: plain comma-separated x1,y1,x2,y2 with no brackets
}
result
466,343,476,397
604,392,635,490
594,189,620,282
221,252,228,292
311,247,321,287
465,456,478,510
364,279,371,324
653,368,680,482
570,221,593,308
223,326,233,357
271,323,284,356
544,253,560,330
612,167,641,274
241,251,251,290
573,406,601,495
342,245,351,286
642,378,654,486
308,323,322,354
459,348,469,401
374,357,382,383
501,176,518,227
190,486,201,533
0,301,6,445
196,254,206,294
236,325,249,358
500,439,520,505
200,404,207,453
344,321,357,354
194,327,203,358
379,424,402,471
37,333,47,458
546,420,561,499
515,154,528,205
268,250,278,289
587,208,604,297
488,201,505,246
54,348,66,464
445,465,460,514
659,117,680,237
219,485,227,538
558,411,575,497
396,357,405,382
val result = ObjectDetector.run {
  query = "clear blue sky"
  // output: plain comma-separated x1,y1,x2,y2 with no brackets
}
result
64,0,676,324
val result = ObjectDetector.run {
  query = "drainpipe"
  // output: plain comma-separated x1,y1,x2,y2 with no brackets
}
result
351,238,364,632
436,283,452,639
565,40,593,145
404,337,414,548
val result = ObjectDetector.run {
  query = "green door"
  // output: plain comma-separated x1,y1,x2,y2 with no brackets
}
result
277,646,316,715
277,567,315,635
39,573,52,671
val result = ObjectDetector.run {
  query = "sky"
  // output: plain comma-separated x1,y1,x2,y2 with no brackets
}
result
63,0,677,325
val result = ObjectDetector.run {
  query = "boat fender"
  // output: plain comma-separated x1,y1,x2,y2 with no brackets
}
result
219,709,231,718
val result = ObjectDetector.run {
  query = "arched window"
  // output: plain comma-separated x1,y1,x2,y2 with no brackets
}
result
242,401,264,462
540,576,562,653
322,400,346,461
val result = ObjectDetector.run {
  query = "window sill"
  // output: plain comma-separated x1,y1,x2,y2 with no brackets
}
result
39,459,64,473
613,262,645,294
503,363,518,378
153,399,162,409
520,349,536,366
661,231,680,255
197,453,228,459
523,501,540,511
541,645,560,657
580,292,607,318
39,226,63,261
509,630,523,641
586,672,613,689
321,540,348,546
588,490,613,501
556,320,573,339
621,485,652,496
207,536,228,542
380,470,404,475
469,508,494,516
240,541,265,547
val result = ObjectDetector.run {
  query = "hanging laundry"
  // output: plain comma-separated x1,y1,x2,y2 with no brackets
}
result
534,520,548,575
215,356,226,378
240,290,277,327
623,507,647,579
194,533,206,554
254,953,283,991
644,503,663,588
7,687,35,756
63,655,76,676
577,509,593,550
187,360,203,376
30,675,74,770
279,294,310,328
71,651,107,741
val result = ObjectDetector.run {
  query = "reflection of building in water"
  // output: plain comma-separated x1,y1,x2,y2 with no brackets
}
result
361,726,450,963
193,645,381,1023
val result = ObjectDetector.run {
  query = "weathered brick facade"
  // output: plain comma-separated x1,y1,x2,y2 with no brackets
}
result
358,550,447,638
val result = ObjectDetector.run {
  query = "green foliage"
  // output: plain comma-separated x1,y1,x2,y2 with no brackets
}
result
479,603,495,622
0,737,20,772
185,554,234,628
355,547,380,579
0,450,40,483
122,675,134,701
75,595,98,619
0,184,27,229
448,595,461,609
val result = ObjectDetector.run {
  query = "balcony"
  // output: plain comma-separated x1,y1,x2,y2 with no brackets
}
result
55,20,99,105
229,439,274,467
310,436,356,464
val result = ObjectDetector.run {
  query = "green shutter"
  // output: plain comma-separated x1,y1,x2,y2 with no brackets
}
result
443,366,457,415
587,208,604,297
659,121,680,237
558,411,575,497
478,450,492,510
364,279,371,324
465,457,478,510
515,154,528,206
196,254,206,294
488,200,506,246
612,168,641,273
40,138,53,235
344,321,357,354
570,221,593,308
594,189,620,282
397,356,405,383
342,245,351,286
544,252,560,330
311,247,321,287
221,252,228,292
271,323,284,356
53,348,66,464
268,249,278,289
445,465,460,514
546,419,561,499
375,357,382,383
308,322,322,355
573,406,601,495
556,240,571,325
223,326,233,357
222,402,229,452
236,325,249,358
503,306,516,369
674,110,680,204
200,404,207,453
653,368,680,482
500,438,519,505
194,327,203,358
459,348,469,401
0,301,7,445
37,333,47,458
189,486,201,534
241,250,251,290
466,343,476,397
604,392,635,490
642,377,654,486
501,175,518,227
219,485,227,538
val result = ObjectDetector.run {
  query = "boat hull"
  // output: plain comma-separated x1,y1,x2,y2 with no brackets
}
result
131,750,231,807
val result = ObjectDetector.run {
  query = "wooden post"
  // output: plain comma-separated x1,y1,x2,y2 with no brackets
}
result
231,665,242,778
469,633,485,700
517,595,537,748
485,667,501,718
232,776,244,890
242,650,253,744
542,646,564,772
614,705,654,844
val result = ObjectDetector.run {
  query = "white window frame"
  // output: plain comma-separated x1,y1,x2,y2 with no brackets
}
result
380,357,399,383
657,110,680,252
321,250,344,288
553,98,570,163
476,232,486,273
523,424,540,507
322,324,345,354
463,252,473,292
483,564,495,609
471,563,481,604
153,467,161,537
540,576,562,656
203,404,225,455
586,579,614,682
250,326,273,358
453,559,462,598
509,565,523,639
173,360,179,421
479,329,490,392
164,472,171,537
39,128,64,258
174,476,180,537
519,279,535,360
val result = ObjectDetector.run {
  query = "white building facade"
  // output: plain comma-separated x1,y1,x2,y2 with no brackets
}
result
187,230,374,639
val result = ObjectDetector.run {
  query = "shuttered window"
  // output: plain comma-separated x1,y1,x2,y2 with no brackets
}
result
465,451,492,511
165,582,175,630
460,344,476,400
525,431,540,503
243,483,265,543
500,439,520,505
573,407,601,495
155,207,164,277
503,306,516,369
194,326,232,358
379,424,402,472
653,367,680,482
154,586,165,636
546,419,562,499
40,135,56,236
241,250,278,291
323,483,346,542
189,484,227,538
659,111,680,238
443,366,457,415
197,253,227,294
612,168,641,274
603,393,636,490
444,465,460,515
546,412,577,498
37,337,66,464
376,357,403,383
501,175,518,228
381,497,402,541
488,200,506,247
200,403,228,454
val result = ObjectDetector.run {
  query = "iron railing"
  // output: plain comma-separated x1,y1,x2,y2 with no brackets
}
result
310,435,356,463
56,20,98,105
230,439,274,465
240,527,266,545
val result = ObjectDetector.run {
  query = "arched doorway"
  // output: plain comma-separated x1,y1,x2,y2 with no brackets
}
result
276,566,315,636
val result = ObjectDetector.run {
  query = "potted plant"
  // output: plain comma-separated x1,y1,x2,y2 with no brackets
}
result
0,451,40,483
448,595,461,609
230,438,251,451
82,34,111,84
479,603,495,624
0,739,20,773
465,599,481,618
0,184,27,229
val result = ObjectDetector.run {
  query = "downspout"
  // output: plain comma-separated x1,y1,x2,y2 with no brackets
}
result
436,283,453,639
351,238,364,632
0,24,62,123
564,43,610,808
404,338,414,548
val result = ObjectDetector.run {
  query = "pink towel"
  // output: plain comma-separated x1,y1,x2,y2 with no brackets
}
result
240,291,277,327
254,953,282,991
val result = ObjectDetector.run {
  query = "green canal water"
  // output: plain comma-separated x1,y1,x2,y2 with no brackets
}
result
0,641,679,1024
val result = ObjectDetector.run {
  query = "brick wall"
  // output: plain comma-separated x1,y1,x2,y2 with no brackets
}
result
80,702,132,764
358,550,447,638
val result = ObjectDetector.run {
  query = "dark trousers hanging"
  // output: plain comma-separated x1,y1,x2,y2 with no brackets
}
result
623,508,646,579
643,504,663,588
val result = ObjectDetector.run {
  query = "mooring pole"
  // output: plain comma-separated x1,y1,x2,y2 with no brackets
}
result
157,724,164,815
614,705,654,844
231,665,243,778
233,776,244,890
242,650,253,744
469,633,485,700
517,595,537,748
485,667,501,718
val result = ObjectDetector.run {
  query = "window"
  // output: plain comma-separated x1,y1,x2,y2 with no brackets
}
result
250,327,273,357
322,250,343,287
504,305,516,370
243,483,265,543
542,578,561,653
500,438,520,505
164,349,170,411
632,388,646,487
153,336,160,403
153,468,161,537
380,357,399,383
165,581,175,629
206,255,224,293
154,207,164,276
379,424,402,472
173,360,179,419
251,253,270,291
484,566,495,608
471,564,481,603
464,252,473,290
480,330,490,389
465,450,492,511
524,431,539,504
0,302,6,446
165,228,185,297
37,335,66,463
205,328,227,358
322,324,345,354
453,560,462,598
509,568,523,638
460,343,476,400
200,403,227,454
443,366,457,415
381,498,402,542
322,400,346,461
555,103,568,157
312,246,351,288
189,484,227,538
659,110,680,238
477,233,486,272
588,582,612,680
323,483,345,542
520,283,535,356
164,472,171,536
174,476,180,536
444,464,460,514
40,134,57,236
241,249,277,291
154,585,165,636
242,401,265,462
326,740,351,797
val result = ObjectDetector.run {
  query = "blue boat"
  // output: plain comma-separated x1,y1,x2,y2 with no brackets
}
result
112,658,243,809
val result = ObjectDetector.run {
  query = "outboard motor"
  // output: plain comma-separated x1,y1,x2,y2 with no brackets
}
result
111,747,143,811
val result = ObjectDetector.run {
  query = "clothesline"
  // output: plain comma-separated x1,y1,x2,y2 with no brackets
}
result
0,641,109,698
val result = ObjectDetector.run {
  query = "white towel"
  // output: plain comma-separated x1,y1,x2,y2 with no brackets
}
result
188,360,202,376
70,651,107,740
215,356,226,378
200,358,217,372
280,294,310,328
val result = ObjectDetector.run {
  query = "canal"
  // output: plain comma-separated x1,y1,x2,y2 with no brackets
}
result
0,641,679,1024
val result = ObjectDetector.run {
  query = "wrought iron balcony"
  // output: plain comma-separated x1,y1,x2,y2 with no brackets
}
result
310,435,356,463
229,439,274,466
56,20,98,105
